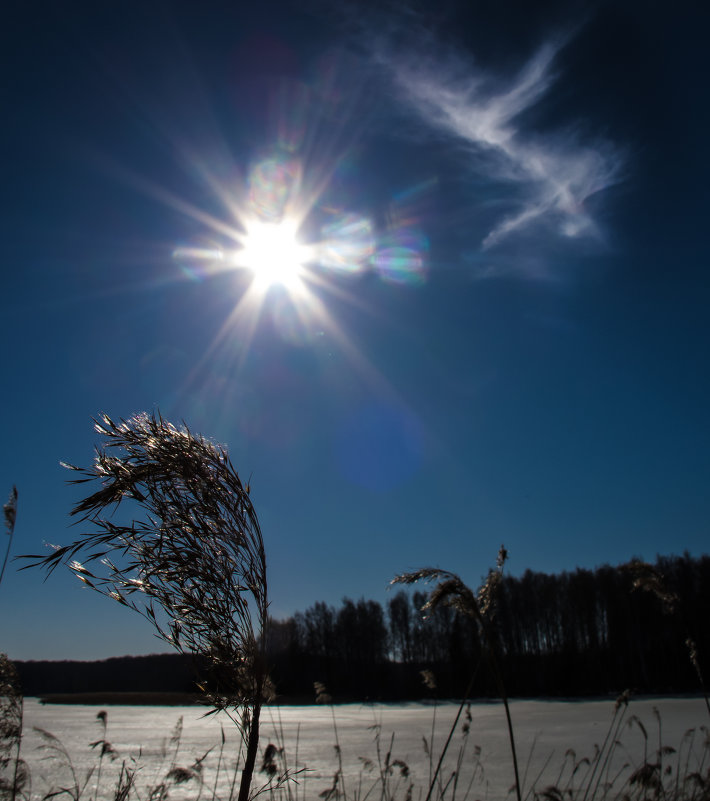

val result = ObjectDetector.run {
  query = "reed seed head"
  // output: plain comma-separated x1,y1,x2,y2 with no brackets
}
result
2,488,17,536
314,681,333,704
22,412,269,713
420,669,437,690
623,559,679,613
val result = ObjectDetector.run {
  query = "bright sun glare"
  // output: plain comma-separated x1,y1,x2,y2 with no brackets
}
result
236,218,310,290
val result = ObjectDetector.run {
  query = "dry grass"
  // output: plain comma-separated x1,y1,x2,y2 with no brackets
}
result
5,417,710,801
12,697,710,801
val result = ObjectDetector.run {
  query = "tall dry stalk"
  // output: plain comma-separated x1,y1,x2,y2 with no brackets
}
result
23,412,269,801
623,558,710,719
1,487,18,588
393,546,522,801
1,488,24,801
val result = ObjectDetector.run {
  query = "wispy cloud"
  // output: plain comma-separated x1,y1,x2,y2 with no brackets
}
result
378,34,623,255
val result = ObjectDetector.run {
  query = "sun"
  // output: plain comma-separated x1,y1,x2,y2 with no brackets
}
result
235,217,311,290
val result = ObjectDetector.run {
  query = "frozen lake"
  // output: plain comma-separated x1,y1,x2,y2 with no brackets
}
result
17,696,710,800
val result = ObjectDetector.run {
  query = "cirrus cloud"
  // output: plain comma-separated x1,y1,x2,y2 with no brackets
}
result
379,33,624,257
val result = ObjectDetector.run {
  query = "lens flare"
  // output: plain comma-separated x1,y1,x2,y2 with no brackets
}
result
172,245,225,282
373,230,429,286
248,156,301,221
318,213,375,276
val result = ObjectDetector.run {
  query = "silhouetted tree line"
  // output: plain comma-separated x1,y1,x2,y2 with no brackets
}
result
15,653,198,696
266,553,710,700
15,554,710,701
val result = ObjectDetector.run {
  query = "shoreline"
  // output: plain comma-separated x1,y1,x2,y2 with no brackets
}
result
32,690,707,706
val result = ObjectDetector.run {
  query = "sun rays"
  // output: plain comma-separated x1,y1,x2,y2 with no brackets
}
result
166,127,431,408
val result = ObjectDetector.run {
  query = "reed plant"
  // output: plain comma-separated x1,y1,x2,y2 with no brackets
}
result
393,546,522,801
1,487,18,589
623,559,710,719
1,487,25,801
22,412,269,801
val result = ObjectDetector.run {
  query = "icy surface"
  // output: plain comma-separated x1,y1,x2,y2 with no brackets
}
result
19,697,708,800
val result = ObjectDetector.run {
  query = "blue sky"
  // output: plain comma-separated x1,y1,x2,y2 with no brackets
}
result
1,0,708,661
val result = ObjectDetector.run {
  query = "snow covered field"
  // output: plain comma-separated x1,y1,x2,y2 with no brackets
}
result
19,697,709,800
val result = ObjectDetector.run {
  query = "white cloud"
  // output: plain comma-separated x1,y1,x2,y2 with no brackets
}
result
381,36,623,252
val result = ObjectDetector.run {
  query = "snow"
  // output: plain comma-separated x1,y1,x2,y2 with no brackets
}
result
18,697,709,800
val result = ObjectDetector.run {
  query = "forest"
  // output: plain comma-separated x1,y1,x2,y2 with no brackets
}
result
16,552,710,702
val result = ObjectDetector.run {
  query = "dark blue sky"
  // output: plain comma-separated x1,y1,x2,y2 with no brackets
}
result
2,0,709,660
